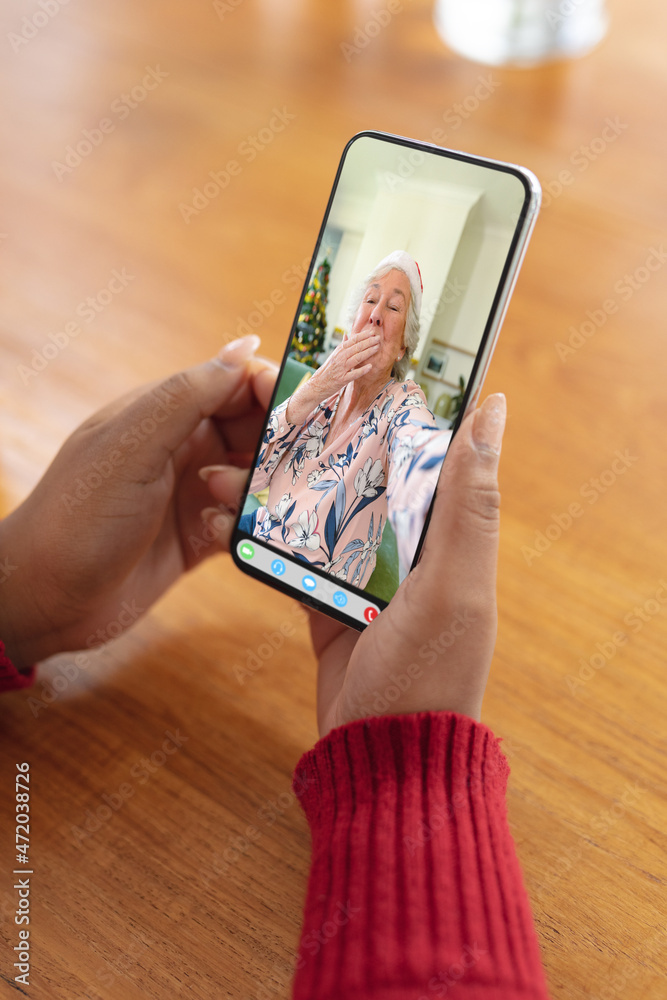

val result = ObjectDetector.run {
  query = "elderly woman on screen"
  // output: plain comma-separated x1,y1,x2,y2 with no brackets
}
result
245,250,452,589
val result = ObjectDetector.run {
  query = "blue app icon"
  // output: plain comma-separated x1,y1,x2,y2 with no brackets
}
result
302,575,317,592
333,591,348,608
271,559,285,576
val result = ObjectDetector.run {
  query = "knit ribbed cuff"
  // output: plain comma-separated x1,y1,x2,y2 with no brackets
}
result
291,711,550,1000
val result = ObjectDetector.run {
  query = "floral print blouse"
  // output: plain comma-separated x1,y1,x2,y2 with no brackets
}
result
249,378,452,590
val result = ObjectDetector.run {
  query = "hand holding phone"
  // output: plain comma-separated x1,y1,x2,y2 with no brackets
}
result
231,130,540,630
309,392,506,737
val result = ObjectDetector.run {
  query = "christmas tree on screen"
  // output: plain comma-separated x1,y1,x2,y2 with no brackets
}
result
289,257,330,368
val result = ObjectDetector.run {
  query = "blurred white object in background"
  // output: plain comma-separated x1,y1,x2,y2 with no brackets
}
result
434,0,609,66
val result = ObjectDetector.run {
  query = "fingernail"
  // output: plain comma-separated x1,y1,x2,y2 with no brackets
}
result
472,393,506,456
199,464,234,482
218,334,261,369
201,506,229,533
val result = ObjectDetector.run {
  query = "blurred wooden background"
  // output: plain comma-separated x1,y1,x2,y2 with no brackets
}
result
1,1,665,997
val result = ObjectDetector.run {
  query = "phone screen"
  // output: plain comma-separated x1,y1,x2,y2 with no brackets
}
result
233,131,539,628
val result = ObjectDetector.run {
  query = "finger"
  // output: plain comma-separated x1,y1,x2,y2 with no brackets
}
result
346,328,380,347
198,504,237,555
251,364,279,410
419,393,505,596
205,354,276,420
78,376,168,429
346,343,381,369
107,340,263,478
78,336,264,429
217,356,279,419
200,465,248,512
342,364,373,383
213,361,279,454
211,407,271,457
343,332,381,357
203,359,278,455
308,608,352,659
170,420,245,569
171,409,233,483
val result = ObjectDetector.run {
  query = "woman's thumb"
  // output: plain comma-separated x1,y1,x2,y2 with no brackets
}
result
107,337,261,474
419,393,506,587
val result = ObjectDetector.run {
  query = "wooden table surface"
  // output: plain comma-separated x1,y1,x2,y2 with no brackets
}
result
1,1,665,997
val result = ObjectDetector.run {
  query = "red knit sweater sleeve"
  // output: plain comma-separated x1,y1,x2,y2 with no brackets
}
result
291,711,551,1000
0,641,36,693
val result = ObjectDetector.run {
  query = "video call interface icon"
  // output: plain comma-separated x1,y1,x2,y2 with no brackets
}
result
235,539,380,626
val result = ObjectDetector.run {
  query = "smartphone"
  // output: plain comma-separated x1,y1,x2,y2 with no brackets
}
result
231,130,541,630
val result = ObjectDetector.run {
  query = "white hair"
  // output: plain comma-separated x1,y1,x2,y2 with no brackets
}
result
347,262,420,382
